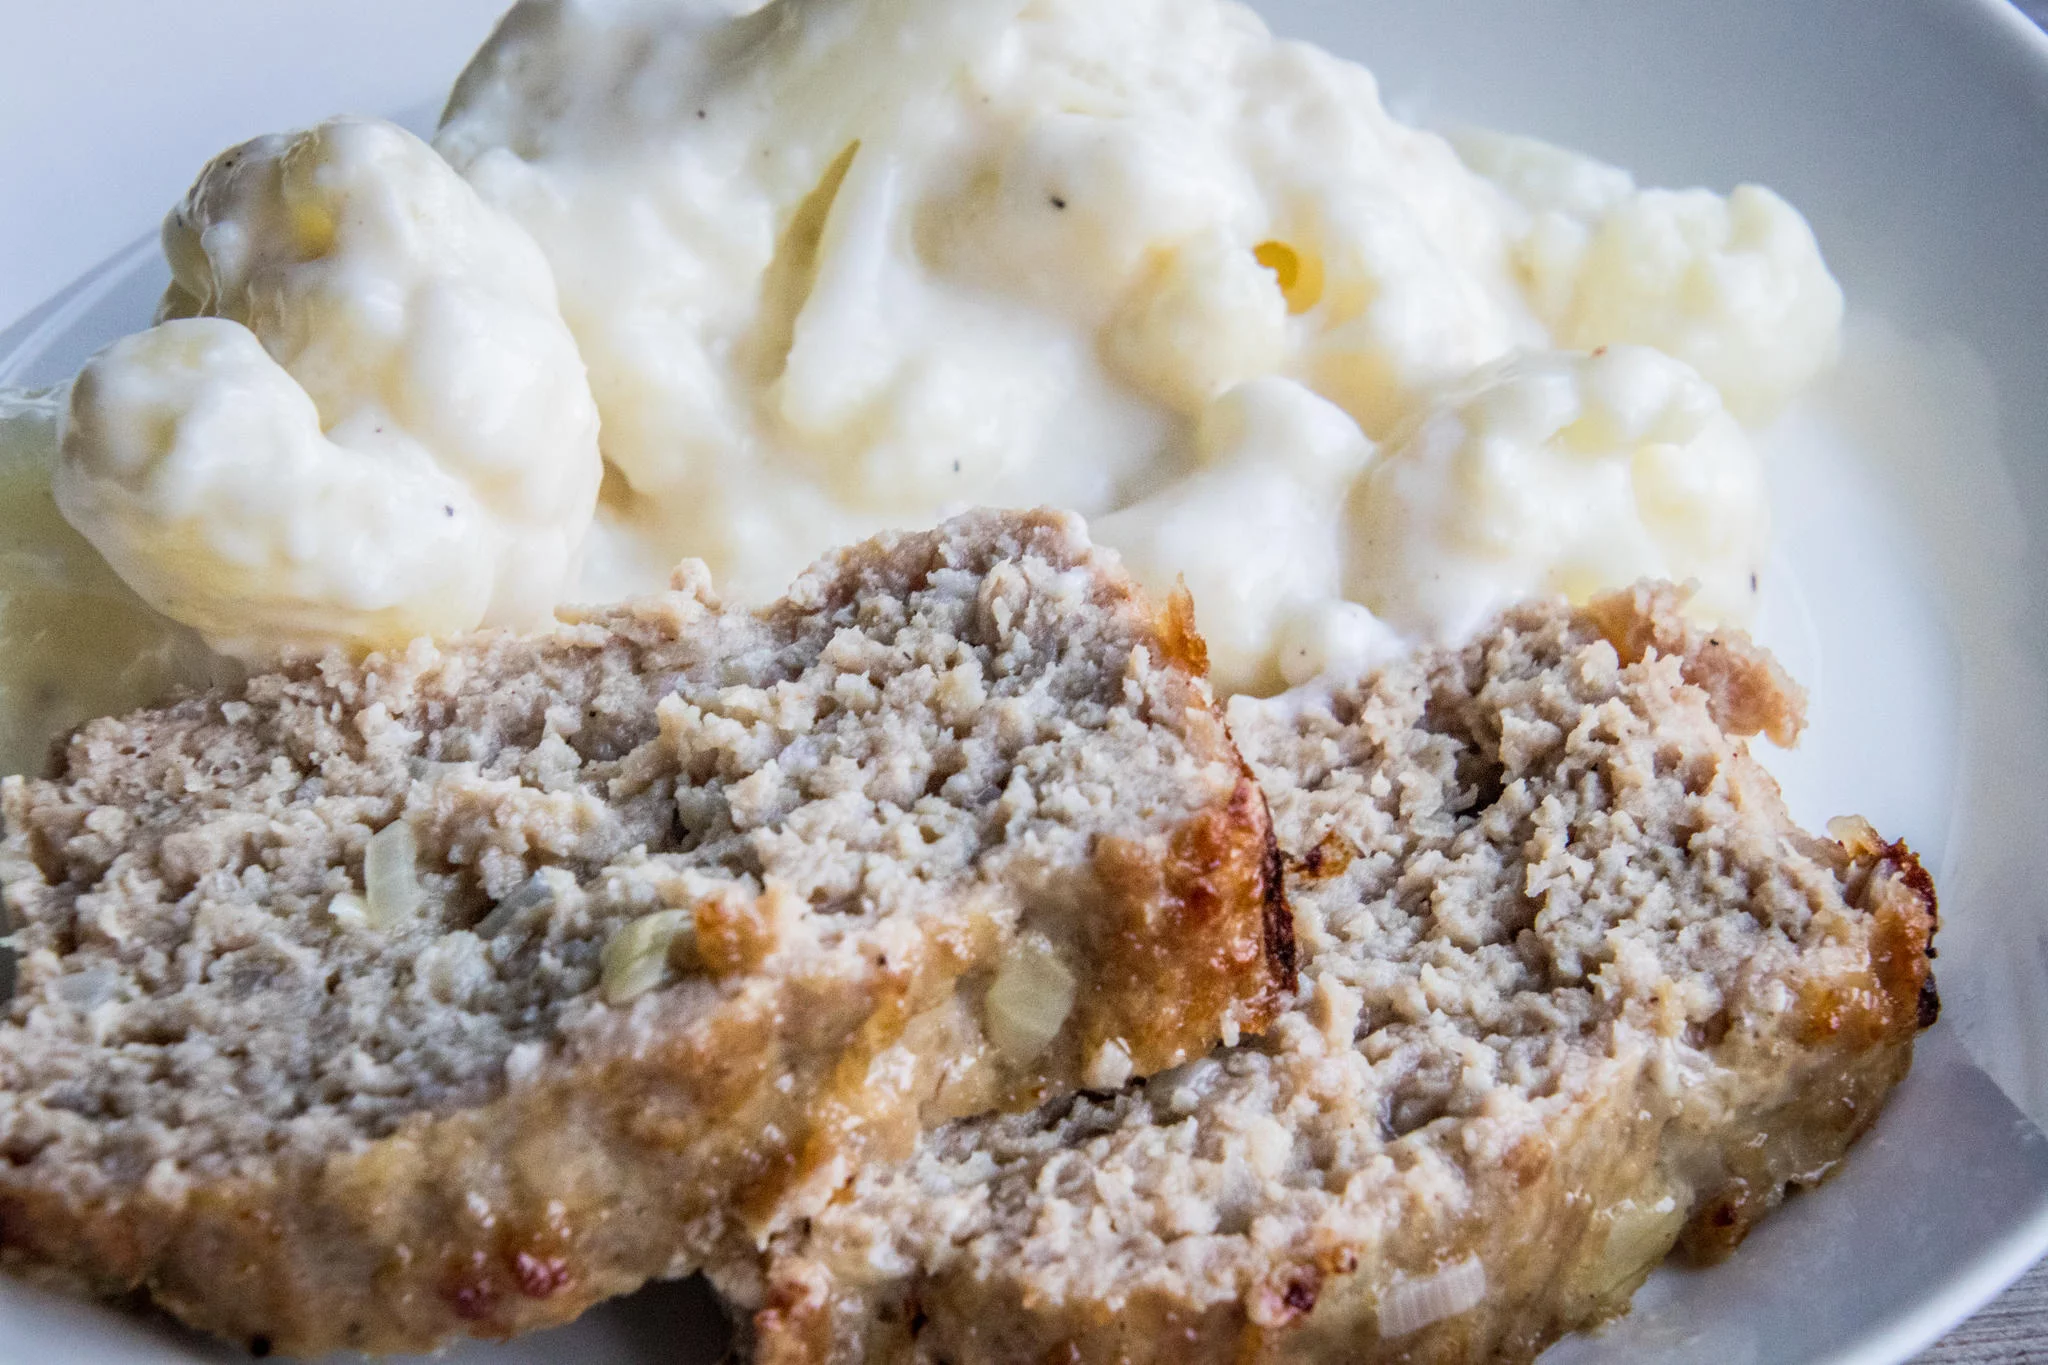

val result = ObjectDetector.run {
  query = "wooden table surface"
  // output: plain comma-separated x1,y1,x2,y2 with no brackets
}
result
1910,10,2048,1363
1922,1256,2048,1361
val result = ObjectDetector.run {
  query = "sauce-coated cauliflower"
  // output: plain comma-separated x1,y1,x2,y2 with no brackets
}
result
1348,346,1769,643
1095,379,1374,695
1459,130,1843,423
58,117,601,657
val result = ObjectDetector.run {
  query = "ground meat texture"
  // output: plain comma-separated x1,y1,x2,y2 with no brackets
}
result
0,509,1291,1357
727,584,1936,1365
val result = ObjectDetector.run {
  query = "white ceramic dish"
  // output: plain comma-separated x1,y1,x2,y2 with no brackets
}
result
5,2,2048,1361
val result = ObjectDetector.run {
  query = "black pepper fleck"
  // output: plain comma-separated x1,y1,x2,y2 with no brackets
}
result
1049,195,1067,210
443,505,455,518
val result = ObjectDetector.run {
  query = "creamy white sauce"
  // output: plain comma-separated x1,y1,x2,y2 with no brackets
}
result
1094,378,1373,695
3,0,1851,770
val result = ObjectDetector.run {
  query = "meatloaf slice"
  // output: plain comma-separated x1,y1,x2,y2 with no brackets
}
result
0,509,1292,1357
729,585,1938,1365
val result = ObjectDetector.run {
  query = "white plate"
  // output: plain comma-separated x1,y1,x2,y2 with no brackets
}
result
5,3,2048,1362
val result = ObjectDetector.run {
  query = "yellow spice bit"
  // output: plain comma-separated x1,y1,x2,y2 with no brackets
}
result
1254,239,1324,314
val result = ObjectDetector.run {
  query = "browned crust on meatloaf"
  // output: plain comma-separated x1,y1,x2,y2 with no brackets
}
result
727,584,1937,1365
0,509,1291,1356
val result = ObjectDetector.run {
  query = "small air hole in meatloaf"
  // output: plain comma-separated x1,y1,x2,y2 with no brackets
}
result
0,509,1292,1357
728,584,1937,1365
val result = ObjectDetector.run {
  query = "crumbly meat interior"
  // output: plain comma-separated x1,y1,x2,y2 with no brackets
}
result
733,586,1937,1365
0,509,1287,1354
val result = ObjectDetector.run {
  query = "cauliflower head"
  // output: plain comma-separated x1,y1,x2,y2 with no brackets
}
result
58,117,601,658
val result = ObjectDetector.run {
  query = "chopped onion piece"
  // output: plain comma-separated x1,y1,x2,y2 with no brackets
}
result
363,820,424,928
1576,1191,1686,1300
600,909,697,1006
1379,1256,1486,1339
985,935,1077,1064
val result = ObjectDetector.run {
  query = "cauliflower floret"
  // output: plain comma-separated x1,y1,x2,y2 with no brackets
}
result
1459,130,1843,423
1565,185,1843,423
1094,378,1374,696
1347,346,1768,643
434,0,1545,603
58,117,600,658
0,391,223,775
1104,228,1288,412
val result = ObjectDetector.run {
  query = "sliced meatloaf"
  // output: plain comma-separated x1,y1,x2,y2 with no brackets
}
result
0,509,1292,1357
729,584,1938,1365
